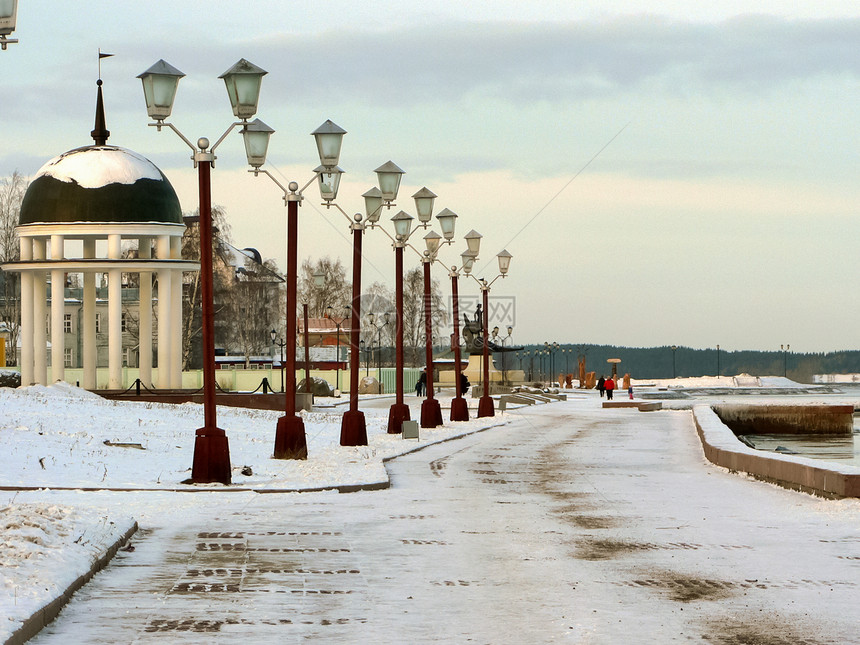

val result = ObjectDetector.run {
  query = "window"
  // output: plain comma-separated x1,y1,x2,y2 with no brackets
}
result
64,313,72,334
95,313,102,334
123,347,131,367
121,313,128,333
64,348,73,368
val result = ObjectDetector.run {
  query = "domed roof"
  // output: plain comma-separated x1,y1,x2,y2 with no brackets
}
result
19,145,182,226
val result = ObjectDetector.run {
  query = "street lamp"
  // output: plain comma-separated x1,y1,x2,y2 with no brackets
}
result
470,249,513,418
417,210,478,424
781,344,790,377
245,118,347,454
671,345,677,379
326,304,350,393
419,239,444,429
367,311,390,384
138,57,268,483
441,231,481,422
270,328,286,392
360,339,368,376
716,344,721,378
0,0,19,50
314,163,407,445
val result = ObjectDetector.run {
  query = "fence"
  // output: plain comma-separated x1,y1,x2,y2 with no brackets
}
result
13,365,427,394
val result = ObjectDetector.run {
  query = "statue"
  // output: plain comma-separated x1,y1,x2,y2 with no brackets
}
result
459,303,522,356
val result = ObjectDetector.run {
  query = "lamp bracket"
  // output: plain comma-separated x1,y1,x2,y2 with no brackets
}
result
209,121,244,155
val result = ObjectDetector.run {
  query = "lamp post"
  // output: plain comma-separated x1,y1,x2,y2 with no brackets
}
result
326,304,350,393
473,250,513,417
367,311,390,381
0,0,18,50
419,240,444,428
245,116,347,458
564,346,570,380
313,162,405,444
781,344,790,377
671,345,677,379
435,228,480,422
716,344,721,378
270,329,285,392
138,57,268,483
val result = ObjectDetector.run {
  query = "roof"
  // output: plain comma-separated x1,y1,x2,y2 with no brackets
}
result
19,146,182,226
298,317,352,334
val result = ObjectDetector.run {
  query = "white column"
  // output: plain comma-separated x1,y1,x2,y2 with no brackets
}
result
19,237,34,386
156,235,171,388
82,239,97,389
138,237,153,387
108,234,122,389
50,235,65,383
33,238,48,386
169,235,182,389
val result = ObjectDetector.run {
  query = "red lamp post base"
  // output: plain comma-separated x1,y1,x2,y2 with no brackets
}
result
387,403,411,434
340,410,368,446
477,395,495,418
274,415,308,459
191,426,232,484
421,398,443,428
450,396,469,422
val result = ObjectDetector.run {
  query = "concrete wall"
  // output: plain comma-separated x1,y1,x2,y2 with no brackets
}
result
692,405,860,498
712,403,854,436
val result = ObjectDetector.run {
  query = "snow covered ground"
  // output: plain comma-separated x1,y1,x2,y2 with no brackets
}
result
0,383,505,642
2,379,859,642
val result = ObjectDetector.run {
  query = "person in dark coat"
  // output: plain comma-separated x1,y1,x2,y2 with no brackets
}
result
416,370,426,396
460,372,470,394
597,375,606,398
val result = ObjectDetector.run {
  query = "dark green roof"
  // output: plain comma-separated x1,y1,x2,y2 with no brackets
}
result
19,146,182,226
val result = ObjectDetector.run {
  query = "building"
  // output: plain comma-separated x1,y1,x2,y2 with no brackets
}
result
1,80,196,388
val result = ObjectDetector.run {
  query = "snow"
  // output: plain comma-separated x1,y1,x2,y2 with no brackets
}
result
36,147,163,189
0,383,506,642
1,503,133,640
2,380,860,641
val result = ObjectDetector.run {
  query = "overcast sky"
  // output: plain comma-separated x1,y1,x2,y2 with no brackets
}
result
2,1,859,354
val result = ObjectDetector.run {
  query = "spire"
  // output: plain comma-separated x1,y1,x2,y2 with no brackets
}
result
90,79,110,146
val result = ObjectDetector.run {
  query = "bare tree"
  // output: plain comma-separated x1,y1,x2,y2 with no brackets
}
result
402,267,446,368
0,171,28,364
180,206,234,369
363,280,395,365
221,257,282,364
297,256,351,318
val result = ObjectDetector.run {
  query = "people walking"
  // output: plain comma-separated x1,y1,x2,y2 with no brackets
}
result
597,375,606,398
605,376,615,400
416,369,427,397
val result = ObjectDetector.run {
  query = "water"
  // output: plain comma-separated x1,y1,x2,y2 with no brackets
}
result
740,430,860,467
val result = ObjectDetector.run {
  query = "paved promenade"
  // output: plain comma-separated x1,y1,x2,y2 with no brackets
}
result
29,400,860,643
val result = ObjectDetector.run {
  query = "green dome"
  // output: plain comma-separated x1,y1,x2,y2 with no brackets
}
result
19,146,182,226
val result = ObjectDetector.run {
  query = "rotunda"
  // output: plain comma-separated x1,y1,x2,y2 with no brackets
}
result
2,81,197,389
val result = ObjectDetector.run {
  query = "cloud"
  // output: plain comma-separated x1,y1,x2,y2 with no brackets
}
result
229,16,860,107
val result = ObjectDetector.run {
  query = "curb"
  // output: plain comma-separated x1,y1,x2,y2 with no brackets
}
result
4,521,138,645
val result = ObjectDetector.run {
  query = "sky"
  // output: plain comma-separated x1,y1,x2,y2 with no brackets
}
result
2,1,859,352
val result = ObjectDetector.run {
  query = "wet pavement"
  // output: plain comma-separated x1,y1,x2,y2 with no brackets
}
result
28,402,860,643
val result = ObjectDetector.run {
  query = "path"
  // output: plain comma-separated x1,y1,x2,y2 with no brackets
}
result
30,401,860,643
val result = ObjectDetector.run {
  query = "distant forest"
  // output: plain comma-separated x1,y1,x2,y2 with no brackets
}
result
510,344,860,384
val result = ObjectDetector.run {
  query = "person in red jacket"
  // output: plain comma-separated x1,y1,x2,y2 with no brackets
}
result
604,376,616,400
